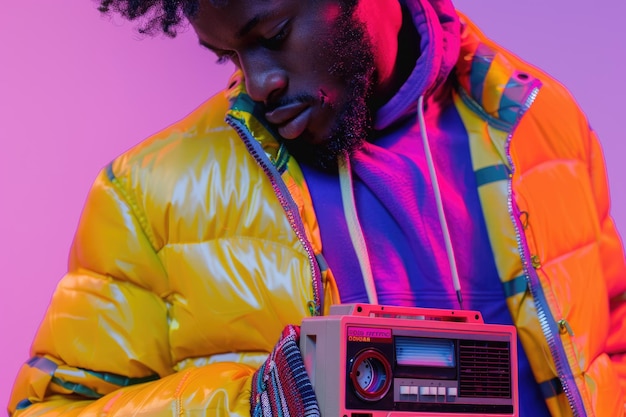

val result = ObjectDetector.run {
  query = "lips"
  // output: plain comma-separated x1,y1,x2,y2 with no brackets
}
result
265,101,313,140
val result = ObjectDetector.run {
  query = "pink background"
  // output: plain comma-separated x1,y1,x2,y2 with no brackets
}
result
1,0,624,404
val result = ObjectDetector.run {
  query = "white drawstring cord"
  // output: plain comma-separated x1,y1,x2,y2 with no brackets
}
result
338,156,379,305
336,95,464,309
417,95,464,309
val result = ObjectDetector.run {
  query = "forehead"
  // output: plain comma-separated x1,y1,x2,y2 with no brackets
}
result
191,0,343,47
195,0,279,20
192,0,293,40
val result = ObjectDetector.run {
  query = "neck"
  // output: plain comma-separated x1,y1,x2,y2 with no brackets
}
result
370,5,420,111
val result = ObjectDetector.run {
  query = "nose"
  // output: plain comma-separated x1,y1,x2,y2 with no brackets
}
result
240,54,287,104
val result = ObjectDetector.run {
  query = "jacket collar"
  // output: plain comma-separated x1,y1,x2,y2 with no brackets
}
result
453,13,542,131
225,73,290,173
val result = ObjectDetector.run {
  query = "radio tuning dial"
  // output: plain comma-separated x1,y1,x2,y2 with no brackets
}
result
349,349,392,402
354,359,375,388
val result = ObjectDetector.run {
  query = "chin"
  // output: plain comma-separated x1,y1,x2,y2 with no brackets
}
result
298,128,330,146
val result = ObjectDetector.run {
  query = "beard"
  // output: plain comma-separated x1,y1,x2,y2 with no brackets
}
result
284,4,377,170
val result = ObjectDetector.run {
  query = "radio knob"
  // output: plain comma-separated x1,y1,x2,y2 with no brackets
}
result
349,349,392,401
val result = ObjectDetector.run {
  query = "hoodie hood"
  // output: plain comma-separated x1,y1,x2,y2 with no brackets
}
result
374,0,460,131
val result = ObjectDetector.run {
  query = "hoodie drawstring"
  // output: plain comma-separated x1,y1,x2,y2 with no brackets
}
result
417,95,464,309
338,156,379,305
337,95,464,310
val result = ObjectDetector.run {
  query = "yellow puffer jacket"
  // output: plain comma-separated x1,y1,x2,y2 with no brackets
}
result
8,15,626,417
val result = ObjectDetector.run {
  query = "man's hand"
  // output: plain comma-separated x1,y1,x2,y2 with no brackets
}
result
250,325,320,417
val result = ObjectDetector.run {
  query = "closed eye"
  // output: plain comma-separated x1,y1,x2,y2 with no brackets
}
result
259,21,289,50
215,50,237,65
197,39,238,66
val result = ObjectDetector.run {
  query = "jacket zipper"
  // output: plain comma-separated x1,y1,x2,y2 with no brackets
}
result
504,86,587,417
226,115,323,316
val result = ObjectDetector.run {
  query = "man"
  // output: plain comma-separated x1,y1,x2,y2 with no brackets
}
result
8,0,626,416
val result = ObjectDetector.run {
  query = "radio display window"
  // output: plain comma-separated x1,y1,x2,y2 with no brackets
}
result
395,337,455,368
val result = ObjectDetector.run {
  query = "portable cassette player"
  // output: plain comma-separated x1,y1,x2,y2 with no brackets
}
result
300,303,518,417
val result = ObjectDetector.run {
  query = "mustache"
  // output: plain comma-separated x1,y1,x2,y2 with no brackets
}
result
265,92,321,112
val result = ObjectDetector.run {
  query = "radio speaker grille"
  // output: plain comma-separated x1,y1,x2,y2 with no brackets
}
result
458,340,512,398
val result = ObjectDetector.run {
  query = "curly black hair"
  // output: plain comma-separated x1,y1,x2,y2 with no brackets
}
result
96,0,221,37
96,0,357,38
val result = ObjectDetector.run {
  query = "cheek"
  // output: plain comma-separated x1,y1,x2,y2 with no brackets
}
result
289,2,343,69
321,3,342,22
287,35,342,93
320,88,342,109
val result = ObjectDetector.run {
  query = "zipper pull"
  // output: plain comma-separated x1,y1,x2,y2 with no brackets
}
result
558,319,574,336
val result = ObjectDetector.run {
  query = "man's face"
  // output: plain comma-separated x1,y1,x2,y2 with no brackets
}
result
190,0,390,168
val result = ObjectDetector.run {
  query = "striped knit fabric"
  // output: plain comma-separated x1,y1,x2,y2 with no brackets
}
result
251,325,320,417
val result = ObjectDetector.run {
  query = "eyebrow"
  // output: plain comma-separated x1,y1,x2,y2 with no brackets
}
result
236,11,276,39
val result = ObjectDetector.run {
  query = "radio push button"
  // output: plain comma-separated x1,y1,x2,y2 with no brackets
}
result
398,385,419,402
399,385,419,396
400,385,418,396
447,387,458,398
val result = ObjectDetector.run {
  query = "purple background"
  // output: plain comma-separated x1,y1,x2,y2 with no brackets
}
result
1,0,624,403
